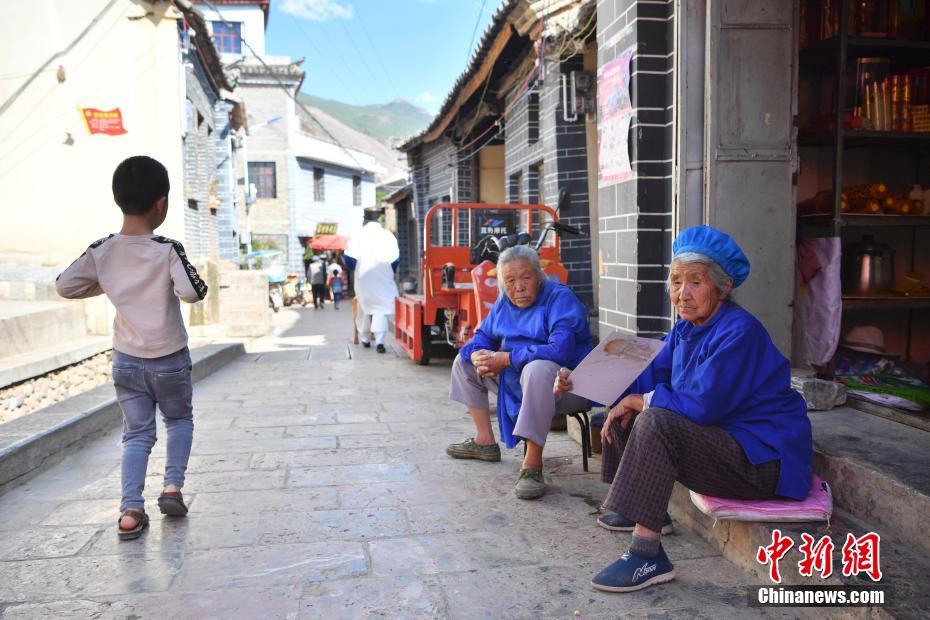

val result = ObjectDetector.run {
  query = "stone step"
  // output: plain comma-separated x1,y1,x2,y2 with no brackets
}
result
809,408,930,558
0,336,111,390
0,265,63,302
0,342,245,493
0,301,88,358
669,483,929,618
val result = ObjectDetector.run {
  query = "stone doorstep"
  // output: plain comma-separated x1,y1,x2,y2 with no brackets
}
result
809,408,930,559
562,406,930,615
0,342,245,494
668,484,928,619
563,407,930,558
0,335,112,390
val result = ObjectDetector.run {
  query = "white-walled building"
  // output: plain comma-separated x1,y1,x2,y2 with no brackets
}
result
193,0,384,272
291,134,378,249
0,0,241,267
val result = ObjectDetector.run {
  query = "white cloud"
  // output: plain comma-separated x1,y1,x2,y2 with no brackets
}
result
280,0,353,21
418,90,439,104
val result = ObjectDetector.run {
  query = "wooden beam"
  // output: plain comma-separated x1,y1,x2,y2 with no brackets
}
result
420,23,514,144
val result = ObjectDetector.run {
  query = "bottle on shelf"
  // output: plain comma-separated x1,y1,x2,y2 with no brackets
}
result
911,184,928,215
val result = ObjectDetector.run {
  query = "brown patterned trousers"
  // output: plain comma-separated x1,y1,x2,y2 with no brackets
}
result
601,408,781,533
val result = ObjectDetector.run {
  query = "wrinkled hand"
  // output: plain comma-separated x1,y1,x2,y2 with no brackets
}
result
553,368,573,396
472,349,509,378
600,394,645,445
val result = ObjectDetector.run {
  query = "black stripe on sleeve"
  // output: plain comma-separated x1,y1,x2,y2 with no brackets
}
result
56,234,113,281
151,236,208,300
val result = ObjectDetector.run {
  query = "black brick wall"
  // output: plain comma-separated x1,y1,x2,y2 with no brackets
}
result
503,56,595,309
596,0,674,338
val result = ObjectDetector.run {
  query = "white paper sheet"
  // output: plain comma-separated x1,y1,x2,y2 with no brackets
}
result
568,332,664,405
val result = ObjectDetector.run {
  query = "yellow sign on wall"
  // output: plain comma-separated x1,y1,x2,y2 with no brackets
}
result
315,222,338,235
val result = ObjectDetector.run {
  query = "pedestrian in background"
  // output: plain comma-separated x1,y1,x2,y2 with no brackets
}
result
56,156,207,541
307,254,327,309
345,208,399,353
328,259,344,309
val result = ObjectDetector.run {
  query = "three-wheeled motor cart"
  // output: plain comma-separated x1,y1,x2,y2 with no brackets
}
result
394,202,579,365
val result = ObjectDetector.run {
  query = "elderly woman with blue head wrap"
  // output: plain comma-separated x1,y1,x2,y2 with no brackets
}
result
555,226,812,593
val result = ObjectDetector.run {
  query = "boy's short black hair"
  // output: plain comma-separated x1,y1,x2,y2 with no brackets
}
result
112,155,170,215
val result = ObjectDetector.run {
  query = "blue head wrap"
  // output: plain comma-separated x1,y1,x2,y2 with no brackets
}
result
672,226,750,288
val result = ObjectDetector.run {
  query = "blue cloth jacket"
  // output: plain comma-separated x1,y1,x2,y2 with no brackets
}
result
625,303,812,500
460,280,593,448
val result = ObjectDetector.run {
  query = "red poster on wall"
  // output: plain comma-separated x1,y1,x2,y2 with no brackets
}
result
78,107,127,135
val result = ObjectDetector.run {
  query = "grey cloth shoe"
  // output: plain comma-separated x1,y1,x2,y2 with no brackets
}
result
445,438,501,462
514,468,546,500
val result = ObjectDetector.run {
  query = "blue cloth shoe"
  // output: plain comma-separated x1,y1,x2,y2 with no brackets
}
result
591,547,675,593
597,512,674,534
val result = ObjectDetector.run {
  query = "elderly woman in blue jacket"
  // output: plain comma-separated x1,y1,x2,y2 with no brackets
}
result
556,226,812,593
447,245,593,500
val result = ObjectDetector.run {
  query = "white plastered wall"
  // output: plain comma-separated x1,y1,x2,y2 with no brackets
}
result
0,0,186,264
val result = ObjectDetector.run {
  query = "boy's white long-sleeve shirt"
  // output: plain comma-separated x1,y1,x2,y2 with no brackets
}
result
56,234,208,358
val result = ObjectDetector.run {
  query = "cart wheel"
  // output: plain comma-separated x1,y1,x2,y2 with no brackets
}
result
416,323,431,366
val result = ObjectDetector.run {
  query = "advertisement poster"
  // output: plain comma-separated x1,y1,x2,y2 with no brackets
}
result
597,45,635,186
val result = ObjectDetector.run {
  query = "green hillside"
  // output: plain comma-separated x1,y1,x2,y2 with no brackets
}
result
296,93,433,145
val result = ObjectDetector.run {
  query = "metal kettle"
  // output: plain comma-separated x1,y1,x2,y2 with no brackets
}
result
843,235,895,294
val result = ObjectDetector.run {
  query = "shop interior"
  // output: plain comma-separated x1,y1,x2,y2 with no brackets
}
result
796,0,930,426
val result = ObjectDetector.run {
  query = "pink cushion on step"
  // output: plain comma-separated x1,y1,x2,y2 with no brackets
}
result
689,475,832,522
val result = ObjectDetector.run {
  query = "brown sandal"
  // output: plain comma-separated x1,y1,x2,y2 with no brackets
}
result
158,490,188,516
117,508,149,541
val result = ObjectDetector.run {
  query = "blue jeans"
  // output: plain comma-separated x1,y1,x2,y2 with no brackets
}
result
112,347,193,511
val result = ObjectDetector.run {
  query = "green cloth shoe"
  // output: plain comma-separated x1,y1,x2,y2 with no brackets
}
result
445,438,501,462
514,468,546,500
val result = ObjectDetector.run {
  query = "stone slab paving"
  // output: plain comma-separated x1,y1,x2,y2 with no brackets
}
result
0,305,793,619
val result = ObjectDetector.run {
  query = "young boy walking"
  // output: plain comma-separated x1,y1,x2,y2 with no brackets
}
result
56,156,207,540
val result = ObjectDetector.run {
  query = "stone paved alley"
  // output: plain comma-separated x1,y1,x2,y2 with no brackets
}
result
0,305,788,619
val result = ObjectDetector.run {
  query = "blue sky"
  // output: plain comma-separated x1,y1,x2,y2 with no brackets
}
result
266,0,497,115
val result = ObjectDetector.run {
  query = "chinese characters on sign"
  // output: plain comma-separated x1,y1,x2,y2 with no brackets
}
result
78,107,127,136
315,222,338,236
596,44,635,187
756,529,882,584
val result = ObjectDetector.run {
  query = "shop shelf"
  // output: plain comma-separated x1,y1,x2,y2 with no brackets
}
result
842,295,930,310
799,214,930,227
798,131,930,148
800,36,930,68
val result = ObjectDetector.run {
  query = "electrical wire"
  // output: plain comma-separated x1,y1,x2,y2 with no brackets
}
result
198,0,369,172
556,7,596,60
0,2,132,147
353,7,401,99
465,0,489,66
0,37,165,164
336,15,390,100
311,20,372,102
455,122,502,162
288,16,365,101
0,49,164,181
0,0,121,117
457,65,494,143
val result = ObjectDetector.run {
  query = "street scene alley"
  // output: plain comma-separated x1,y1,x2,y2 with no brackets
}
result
2,0,929,617
0,307,783,619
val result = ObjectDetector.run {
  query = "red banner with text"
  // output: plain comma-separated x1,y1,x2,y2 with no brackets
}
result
79,107,127,136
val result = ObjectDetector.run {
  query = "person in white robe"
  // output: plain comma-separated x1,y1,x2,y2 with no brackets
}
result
345,209,399,353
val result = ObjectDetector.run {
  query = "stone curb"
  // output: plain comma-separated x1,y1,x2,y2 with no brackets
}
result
0,342,244,494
